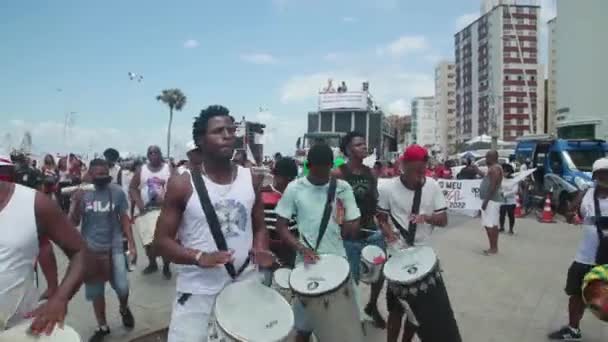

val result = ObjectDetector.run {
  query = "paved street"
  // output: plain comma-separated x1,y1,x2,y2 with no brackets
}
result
46,213,608,341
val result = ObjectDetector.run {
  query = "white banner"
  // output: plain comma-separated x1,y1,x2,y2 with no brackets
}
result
318,92,368,111
437,168,536,210
437,179,482,210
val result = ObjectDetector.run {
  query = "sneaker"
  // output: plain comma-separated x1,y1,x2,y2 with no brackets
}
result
547,326,582,341
120,306,135,329
364,304,386,329
142,264,158,275
163,264,172,280
89,326,110,342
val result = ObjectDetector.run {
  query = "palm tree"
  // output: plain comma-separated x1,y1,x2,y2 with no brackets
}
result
156,89,187,159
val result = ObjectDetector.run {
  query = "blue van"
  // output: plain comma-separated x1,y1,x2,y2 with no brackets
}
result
515,135,607,212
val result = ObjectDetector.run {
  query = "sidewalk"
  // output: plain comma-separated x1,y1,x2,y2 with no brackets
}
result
49,215,608,341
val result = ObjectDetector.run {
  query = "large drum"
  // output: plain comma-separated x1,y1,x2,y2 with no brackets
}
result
383,246,439,301
0,321,81,342
360,245,386,284
290,254,364,342
383,245,462,342
208,280,294,342
135,209,161,246
272,268,293,303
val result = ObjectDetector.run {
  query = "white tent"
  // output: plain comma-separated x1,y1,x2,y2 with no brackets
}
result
465,134,514,147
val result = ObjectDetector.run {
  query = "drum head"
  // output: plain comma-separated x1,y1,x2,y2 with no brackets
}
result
273,268,291,289
383,246,437,284
0,322,80,341
361,245,385,263
289,254,350,296
215,281,294,341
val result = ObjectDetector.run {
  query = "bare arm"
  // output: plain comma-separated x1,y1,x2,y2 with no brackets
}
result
120,213,136,254
376,212,398,242
68,191,83,226
423,211,448,227
153,173,197,265
129,166,145,213
30,192,87,335
276,216,307,253
341,217,360,240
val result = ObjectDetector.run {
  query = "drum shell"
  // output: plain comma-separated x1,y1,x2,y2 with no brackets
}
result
296,277,364,342
272,268,293,303
359,245,386,284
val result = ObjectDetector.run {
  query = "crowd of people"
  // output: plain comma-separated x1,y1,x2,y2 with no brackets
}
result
0,104,607,342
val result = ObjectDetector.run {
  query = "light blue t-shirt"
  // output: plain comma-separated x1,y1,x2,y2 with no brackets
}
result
275,177,360,258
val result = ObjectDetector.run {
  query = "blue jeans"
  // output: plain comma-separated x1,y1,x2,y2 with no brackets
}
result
343,230,386,284
85,251,130,301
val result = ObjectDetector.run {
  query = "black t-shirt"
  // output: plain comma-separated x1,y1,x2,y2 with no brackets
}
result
340,164,378,229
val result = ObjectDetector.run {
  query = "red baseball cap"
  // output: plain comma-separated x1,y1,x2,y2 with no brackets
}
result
400,144,429,162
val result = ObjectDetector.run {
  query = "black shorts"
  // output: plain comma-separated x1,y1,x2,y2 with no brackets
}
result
565,261,595,297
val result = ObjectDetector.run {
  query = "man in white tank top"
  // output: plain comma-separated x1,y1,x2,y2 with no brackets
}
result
0,179,87,336
129,145,173,279
153,105,273,342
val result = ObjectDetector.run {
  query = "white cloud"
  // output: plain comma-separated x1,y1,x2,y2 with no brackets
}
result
240,53,278,65
377,35,429,58
455,12,480,31
388,99,409,115
183,39,200,49
342,17,357,23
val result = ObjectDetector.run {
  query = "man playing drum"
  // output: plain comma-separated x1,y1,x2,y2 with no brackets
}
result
153,105,273,342
377,145,462,342
275,143,361,342
129,145,173,279
334,131,386,328
548,158,608,341
0,156,87,337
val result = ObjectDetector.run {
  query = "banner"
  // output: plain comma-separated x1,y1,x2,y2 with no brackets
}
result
437,179,482,210
318,92,368,111
437,168,536,210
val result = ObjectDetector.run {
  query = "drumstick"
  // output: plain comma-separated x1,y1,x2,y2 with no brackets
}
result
60,183,95,194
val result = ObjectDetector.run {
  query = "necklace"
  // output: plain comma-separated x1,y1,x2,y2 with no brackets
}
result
201,162,237,198
270,184,282,195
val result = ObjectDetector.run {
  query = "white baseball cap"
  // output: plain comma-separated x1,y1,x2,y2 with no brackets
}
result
592,158,608,174
0,154,13,167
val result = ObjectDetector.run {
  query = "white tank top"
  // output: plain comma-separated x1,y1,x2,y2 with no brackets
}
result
176,166,255,295
140,163,171,207
0,184,39,328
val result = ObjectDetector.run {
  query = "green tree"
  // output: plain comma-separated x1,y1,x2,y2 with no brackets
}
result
156,89,187,159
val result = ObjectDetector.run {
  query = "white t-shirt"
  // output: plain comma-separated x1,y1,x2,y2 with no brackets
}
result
574,188,608,265
378,177,447,244
140,163,171,208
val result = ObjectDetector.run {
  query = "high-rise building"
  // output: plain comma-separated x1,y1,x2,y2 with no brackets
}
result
454,0,542,143
546,17,557,135
554,0,607,140
411,97,436,149
434,61,457,155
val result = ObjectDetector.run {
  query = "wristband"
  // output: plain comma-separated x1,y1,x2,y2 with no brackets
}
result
194,250,203,265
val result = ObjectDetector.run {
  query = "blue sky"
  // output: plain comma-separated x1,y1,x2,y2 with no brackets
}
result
0,0,555,157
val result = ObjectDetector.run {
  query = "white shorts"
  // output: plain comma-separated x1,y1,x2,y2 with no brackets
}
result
481,200,501,228
168,293,215,342
135,209,161,246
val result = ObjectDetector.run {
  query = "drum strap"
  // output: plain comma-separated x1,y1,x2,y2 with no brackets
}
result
593,191,608,264
390,186,422,245
191,170,250,280
303,177,337,251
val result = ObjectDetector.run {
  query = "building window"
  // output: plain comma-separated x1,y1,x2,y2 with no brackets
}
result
511,118,517,125
511,130,517,137
518,107,524,114
517,97,524,102
517,119,523,125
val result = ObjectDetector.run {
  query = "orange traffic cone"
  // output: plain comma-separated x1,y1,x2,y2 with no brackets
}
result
514,193,524,218
539,193,555,223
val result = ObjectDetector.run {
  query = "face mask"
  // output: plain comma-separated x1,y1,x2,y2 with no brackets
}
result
93,175,112,187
